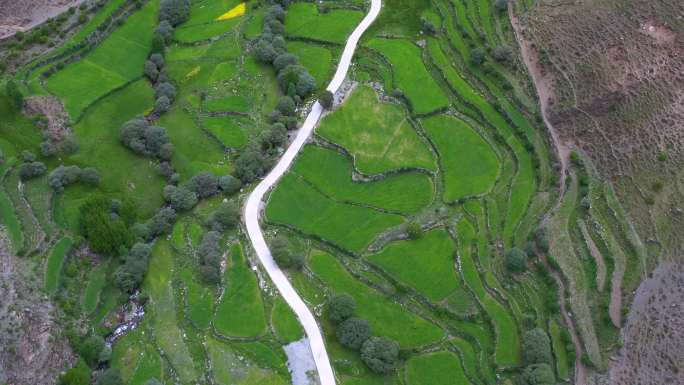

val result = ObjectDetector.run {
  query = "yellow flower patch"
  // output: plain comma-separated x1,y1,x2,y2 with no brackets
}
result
185,66,201,80
216,3,246,21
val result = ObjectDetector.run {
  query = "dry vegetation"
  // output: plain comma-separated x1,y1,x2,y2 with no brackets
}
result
517,0,684,258
514,0,684,383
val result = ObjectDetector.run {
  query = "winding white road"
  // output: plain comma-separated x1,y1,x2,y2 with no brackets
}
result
243,1,381,384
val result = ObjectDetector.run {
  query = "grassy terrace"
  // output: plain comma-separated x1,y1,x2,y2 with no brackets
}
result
317,85,437,174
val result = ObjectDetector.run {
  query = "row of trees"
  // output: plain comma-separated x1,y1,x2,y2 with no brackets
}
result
48,165,100,192
520,328,556,385
235,2,324,183
327,294,400,374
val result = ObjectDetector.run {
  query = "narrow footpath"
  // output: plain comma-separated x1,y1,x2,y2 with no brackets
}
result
242,1,382,384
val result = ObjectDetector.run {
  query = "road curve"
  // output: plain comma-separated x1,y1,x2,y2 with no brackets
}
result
243,1,381,385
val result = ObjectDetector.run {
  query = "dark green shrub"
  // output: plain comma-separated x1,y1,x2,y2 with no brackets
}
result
328,293,356,324
522,328,552,365
337,317,371,350
522,363,555,385
361,337,400,374
505,247,527,272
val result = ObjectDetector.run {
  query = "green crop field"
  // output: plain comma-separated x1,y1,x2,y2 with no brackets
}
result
406,352,471,385
287,41,333,87
46,0,159,119
174,0,243,42
422,115,500,201
214,244,267,338
317,86,437,174
290,145,433,214
368,229,459,301
145,241,198,383
310,250,444,347
82,261,108,314
271,297,304,344
366,38,450,114
44,237,72,295
285,3,363,44
201,115,249,149
266,176,404,252
179,267,215,330
62,79,164,223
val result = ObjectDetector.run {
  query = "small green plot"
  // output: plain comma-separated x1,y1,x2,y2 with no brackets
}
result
271,297,305,343
317,86,437,174
157,107,227,178
406,351,472,385
290,145,433,214
44,237,73,295
368,229,458,302
202,115,249,149
266,176,404,253
366,38,450,114
179,267,216,330
285,3,363,44
214,244,268,338
82,261,109,314
422,115,500,201
287,41,333,87
205,95,249,113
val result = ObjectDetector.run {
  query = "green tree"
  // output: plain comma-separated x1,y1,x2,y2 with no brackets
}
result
522,363,555,385
159,0,190,26
6,79,23,110
522,328,552,365
319,90,334,109
79,335,105,366
505,247,527,272
79,196,134,254
328,293,356,324
361,337,400,374
336,317,371,350
95,368,123,385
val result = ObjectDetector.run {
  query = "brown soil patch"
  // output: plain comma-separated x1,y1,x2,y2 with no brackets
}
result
23,95,72,141
607,260,684,385
0,0,85,39
0,228,74,385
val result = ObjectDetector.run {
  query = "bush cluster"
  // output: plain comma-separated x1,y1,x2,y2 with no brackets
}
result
115,243,152,293
505,247,528,272
520,328,555,385
206,201,240,232
269,235,304,270
18,151,47,181
235,2,322,183
159,0,190,27
48,165,100,192
327,294,400,374
120,118,174,160
197,231,223,284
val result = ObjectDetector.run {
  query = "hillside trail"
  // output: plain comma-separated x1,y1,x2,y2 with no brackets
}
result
242,1,382,384
509,6,588,385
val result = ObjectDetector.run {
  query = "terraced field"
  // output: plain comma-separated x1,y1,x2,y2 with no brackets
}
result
0,0,651,385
